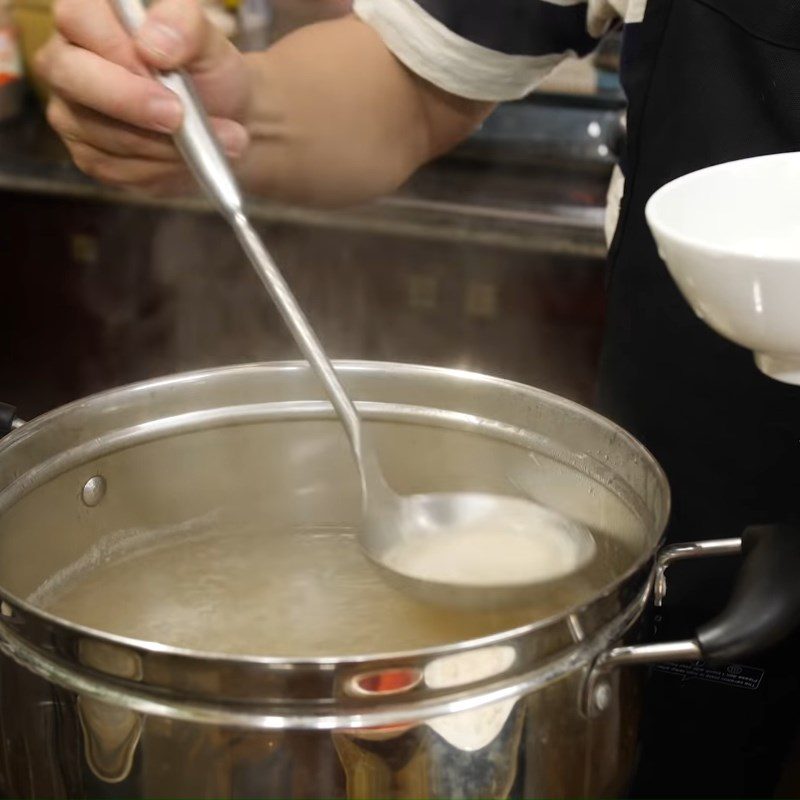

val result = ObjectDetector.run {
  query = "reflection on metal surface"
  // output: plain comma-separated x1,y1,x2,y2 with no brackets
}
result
406,274,438,311
347,668,424,699
334,706,524,798
427,697,519,754
78,696,143,783
567,613,586,643
424,646,517,751
425,646,516,689
342,669,423,744
464,280,498,319
79,638,143,681
591,679,613,713
74,638,145,782
336,650,521,795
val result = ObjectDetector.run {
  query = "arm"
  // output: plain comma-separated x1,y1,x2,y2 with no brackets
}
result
36,0,493,206
240,15,493,205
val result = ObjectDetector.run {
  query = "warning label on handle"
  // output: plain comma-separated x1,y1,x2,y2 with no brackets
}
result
655,661,764,690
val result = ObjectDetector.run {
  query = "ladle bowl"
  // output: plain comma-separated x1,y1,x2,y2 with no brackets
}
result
364,489,597,609
646,152,800,384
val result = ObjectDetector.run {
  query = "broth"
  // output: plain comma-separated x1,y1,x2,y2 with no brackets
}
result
29,516,637,658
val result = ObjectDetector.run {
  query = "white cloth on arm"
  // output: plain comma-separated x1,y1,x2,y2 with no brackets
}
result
353,0,571,100
353,0,631,101
353,0,640,246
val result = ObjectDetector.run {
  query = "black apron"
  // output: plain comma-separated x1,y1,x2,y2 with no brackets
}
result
596,0,800,796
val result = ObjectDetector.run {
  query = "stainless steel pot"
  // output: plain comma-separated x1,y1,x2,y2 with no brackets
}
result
0,361,797,798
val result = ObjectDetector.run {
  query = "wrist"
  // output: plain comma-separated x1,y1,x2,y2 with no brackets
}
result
233,51,280,195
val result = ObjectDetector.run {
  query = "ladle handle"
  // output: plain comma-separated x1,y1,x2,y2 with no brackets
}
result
112,0,241,219
110,0,372,484
229,215,370,473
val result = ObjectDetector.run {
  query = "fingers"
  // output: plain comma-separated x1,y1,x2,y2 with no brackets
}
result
38,35,183,134
49,96,246,196
136,0,231,71
51,0,144,73
66,140,191,194
49,0,233,77
135,0,249,118
46,96,248,160
47,97,176,160
42,0,248,120
38,0,251,196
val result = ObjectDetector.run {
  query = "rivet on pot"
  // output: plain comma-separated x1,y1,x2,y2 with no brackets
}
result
1,601,12,618
82,476,107,508
592,681,612,713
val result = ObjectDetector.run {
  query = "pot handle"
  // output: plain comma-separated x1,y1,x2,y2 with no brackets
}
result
697,523,800,661
583,523,800,717
0,404,21,438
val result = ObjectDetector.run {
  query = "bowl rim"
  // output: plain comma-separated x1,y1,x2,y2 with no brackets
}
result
645,151,800,266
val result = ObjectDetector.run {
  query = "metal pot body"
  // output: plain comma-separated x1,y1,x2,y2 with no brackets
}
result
0,655,646,797
0,362,669,798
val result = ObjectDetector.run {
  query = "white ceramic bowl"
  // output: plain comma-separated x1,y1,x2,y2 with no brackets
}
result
645,152,800,384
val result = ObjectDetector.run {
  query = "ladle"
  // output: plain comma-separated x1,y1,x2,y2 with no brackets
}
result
112,0,597,608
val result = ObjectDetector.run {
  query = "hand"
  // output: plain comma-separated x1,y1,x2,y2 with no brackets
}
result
36,0,252,195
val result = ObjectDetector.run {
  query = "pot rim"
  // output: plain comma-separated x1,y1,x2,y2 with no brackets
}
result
0,573,651,729
0,360,670,680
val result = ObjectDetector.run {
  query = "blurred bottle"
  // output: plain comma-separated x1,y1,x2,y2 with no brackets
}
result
235,0,271,51
202,0,238,39
0,0,24,121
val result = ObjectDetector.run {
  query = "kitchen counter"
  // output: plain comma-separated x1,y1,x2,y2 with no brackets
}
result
0,96,618,258
1,94,620,415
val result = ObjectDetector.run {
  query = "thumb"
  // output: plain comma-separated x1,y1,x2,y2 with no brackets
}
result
135,0,248,117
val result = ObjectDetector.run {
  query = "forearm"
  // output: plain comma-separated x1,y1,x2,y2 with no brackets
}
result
38,0,492,205
237,15,493,207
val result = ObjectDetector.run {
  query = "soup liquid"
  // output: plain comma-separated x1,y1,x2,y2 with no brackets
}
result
30,519,636,657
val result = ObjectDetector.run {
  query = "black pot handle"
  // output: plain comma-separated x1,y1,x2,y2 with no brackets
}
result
584,522,800,717
697,523,800,662
0,403,20,438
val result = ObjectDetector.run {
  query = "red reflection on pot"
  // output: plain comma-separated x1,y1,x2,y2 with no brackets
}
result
349,667,422,697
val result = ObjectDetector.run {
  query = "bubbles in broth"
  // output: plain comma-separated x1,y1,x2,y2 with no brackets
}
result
29,513,638,658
